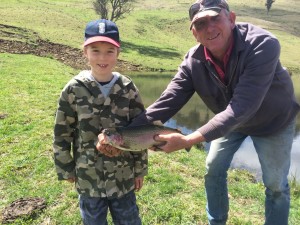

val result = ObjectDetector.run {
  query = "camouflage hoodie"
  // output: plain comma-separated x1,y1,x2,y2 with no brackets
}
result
53,70,148,199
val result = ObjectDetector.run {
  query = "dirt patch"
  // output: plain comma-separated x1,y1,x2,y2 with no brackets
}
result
0,39,144,71
1,197,46,224
0,24,146,72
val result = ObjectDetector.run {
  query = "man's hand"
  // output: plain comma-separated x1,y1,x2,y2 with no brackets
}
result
154,130,206,153
96,133,122,157
154,132,189,153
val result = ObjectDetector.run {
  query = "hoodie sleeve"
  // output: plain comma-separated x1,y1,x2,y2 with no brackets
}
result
53,82,77,180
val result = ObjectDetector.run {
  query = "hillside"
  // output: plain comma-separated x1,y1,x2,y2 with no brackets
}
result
1,0,300,72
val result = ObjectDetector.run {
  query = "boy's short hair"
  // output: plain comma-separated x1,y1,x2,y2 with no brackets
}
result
84,19,120,47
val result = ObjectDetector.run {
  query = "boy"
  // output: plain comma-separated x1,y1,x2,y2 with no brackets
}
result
53,19,147,225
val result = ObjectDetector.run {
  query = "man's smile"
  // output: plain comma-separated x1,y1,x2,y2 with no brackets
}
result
208,33,220,40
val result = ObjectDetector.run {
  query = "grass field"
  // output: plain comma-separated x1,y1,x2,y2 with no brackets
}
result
0,0,300,224
1,0,300,71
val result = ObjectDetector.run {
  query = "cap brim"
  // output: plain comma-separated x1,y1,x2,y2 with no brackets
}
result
190,9,221,30
84,36,120,47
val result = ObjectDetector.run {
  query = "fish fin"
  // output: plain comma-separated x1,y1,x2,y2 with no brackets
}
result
117,146,141,151
185,146,191,152
176,128,183,134
112,146,130,151
152,144,164,152
118,144,131,150
154,141,167,147
152,120,164,126
116,144,144,152
153,143,191,152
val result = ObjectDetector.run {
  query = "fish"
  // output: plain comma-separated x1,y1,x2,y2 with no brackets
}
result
101,124,191,152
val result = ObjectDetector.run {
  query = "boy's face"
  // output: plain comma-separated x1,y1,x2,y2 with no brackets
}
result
84,42,119,81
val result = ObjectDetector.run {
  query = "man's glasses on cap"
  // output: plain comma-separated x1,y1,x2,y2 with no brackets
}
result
189,0,229,21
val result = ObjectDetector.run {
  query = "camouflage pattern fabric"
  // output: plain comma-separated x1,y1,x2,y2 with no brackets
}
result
53,71,148,199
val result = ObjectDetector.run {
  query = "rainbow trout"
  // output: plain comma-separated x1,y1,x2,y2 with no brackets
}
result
102,124,191,152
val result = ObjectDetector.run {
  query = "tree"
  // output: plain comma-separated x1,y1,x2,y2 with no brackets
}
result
265,0,275,14
93,0,136,22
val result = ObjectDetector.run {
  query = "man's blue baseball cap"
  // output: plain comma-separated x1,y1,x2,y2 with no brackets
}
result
84,19,120,47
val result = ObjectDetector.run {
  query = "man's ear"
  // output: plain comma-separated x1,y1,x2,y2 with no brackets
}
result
229,11,236,29
191,27,199,42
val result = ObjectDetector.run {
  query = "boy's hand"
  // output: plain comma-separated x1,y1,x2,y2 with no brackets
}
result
135,177,144,191
96,133,122,157
66,177,75,183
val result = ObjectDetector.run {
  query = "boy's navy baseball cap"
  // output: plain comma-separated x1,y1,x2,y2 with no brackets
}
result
84,19,120,47
189,0,229,29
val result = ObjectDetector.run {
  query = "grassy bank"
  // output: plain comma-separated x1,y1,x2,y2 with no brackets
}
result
1,0,300,72
1,0,300,224
0,53,299,224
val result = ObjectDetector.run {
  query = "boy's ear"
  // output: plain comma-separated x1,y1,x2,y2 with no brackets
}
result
83,46,88,57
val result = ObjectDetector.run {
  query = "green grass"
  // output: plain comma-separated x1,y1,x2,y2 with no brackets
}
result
1,0,299,71
1,0,300,224
0,54,81,224
0,54,299,225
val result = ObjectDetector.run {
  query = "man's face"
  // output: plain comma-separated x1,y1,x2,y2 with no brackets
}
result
192,9,236,58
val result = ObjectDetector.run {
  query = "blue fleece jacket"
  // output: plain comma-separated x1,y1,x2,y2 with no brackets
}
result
132,23,300,142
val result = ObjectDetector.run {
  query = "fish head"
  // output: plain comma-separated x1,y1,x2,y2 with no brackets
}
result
102,128,124,147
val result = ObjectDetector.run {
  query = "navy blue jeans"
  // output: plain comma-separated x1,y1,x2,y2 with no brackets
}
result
79,191,142,225
205,119,296,225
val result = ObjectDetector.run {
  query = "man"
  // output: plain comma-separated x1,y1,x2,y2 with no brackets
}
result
97,0,300,224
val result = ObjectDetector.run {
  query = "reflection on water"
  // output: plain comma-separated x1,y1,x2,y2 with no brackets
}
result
229,136,300,182
166,118,300,182
131,73,300,182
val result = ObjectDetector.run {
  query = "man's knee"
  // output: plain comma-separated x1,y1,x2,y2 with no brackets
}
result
265,183,290,197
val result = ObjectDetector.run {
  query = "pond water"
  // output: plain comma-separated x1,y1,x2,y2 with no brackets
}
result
129,72,300,182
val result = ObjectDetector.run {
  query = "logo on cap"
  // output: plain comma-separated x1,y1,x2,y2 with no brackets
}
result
99,22,105,34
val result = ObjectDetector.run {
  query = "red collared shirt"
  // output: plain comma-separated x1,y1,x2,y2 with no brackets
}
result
204,38,234,83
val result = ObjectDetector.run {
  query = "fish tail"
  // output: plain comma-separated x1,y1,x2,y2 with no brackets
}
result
185,147,191,152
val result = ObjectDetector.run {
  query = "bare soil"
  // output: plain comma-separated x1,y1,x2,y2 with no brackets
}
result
0,24,145,72
1,197,46,224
